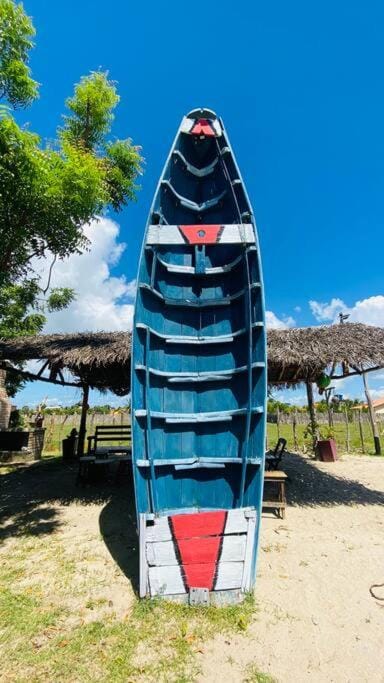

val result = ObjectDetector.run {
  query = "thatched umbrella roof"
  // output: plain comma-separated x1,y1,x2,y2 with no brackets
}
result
0,332,130,396
267,323,384,384
0,323,384,395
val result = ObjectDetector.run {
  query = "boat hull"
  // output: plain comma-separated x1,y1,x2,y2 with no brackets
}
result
132,109,267,602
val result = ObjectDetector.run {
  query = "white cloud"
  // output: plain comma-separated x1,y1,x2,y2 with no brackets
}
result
309,295,384,327
266,311,295,329
274,391,307,406
309,298,346,322
34,221,299,336
34,217,136,333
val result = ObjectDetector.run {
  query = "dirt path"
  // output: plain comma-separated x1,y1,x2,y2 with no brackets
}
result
198,455,384,682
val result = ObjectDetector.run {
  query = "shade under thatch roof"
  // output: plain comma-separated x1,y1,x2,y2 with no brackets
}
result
1,323,384,396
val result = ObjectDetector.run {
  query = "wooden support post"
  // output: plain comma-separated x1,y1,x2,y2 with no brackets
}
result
292,408,298,452
358,409,365,454
276,406,280,440
344,405,350,453
77,384,89,458
306,381,318,454
362,371,381,455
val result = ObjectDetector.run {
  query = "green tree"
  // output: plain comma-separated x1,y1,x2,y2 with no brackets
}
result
0,0,38,107
0,1,142,394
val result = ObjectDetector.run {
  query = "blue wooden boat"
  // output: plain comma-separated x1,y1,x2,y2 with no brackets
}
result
132,109,267,604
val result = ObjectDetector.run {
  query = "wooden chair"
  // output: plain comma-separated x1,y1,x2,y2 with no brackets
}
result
265,437,287,471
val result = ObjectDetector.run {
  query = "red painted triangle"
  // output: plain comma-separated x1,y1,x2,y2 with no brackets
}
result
191,118,215,137
179,224,222,244
170,511,226,591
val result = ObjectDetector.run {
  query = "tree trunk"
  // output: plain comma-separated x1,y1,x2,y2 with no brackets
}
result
306,381,318,454
77,384,89,458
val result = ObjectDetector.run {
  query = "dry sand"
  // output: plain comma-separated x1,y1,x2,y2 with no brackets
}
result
198,454,384,682
1,453,383,682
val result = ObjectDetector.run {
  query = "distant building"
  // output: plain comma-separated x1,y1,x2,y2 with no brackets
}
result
352,398,384,414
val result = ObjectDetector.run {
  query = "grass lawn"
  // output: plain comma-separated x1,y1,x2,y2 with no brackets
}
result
267,421,380,455
0,457,270,683
42,418,380,458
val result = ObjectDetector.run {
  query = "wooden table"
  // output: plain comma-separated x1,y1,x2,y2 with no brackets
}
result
263,470,287,519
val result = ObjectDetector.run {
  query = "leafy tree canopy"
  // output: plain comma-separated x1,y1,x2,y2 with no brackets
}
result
0,0,142,395
0,0,38,107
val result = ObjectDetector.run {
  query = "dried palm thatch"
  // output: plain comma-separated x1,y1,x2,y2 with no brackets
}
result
0,323,384,395
0,332,131,396
267,323,384,384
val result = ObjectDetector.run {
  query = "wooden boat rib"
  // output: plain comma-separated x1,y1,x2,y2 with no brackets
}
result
132,108,267,604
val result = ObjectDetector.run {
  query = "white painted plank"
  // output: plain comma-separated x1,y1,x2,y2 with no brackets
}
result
145,517,172,542
146,224,255,246
225,508,249,534
145,508,254,542
241,512,256,592
221,535,247,562
215,562,244,591
148,565,185,596
146,535,247,567
139,514,148,598
148,561,244,596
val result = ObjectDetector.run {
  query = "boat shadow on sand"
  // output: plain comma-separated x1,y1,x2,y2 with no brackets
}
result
0,453,383,592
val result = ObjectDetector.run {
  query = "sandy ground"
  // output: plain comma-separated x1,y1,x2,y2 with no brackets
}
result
198,454,384,682
1,453,384,682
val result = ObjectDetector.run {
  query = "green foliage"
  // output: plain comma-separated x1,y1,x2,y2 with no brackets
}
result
47,288,75,312
0,0,39,107
0,280,44,336
61,71,118,149
0,1,143,381
8,406,25,430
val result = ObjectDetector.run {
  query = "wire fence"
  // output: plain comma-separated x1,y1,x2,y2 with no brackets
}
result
40,410,384,456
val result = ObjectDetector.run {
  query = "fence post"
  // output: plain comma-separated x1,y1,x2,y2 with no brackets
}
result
344,406,350,453
358,409,365,454
292,408,298,452
276,407,280,440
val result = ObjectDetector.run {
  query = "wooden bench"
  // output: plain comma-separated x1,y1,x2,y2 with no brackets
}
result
77,425,132,486
87,424,131,456
263,470,287,519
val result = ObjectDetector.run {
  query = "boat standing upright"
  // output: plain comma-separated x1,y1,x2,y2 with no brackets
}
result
132,109,267,604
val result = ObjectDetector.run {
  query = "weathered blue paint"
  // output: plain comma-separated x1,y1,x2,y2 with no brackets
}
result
132,109,267,592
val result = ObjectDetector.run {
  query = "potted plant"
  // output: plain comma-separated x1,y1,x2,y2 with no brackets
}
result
316,427,338,462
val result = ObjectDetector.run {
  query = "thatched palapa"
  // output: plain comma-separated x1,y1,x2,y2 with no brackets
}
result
267,323,384,385
0,332,131,396
0,323,384,395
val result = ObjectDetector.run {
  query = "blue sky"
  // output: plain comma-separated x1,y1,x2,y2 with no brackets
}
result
14,0,384,407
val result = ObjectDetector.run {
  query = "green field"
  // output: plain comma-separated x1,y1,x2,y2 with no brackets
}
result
267,421,380,455
41,415,382,457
